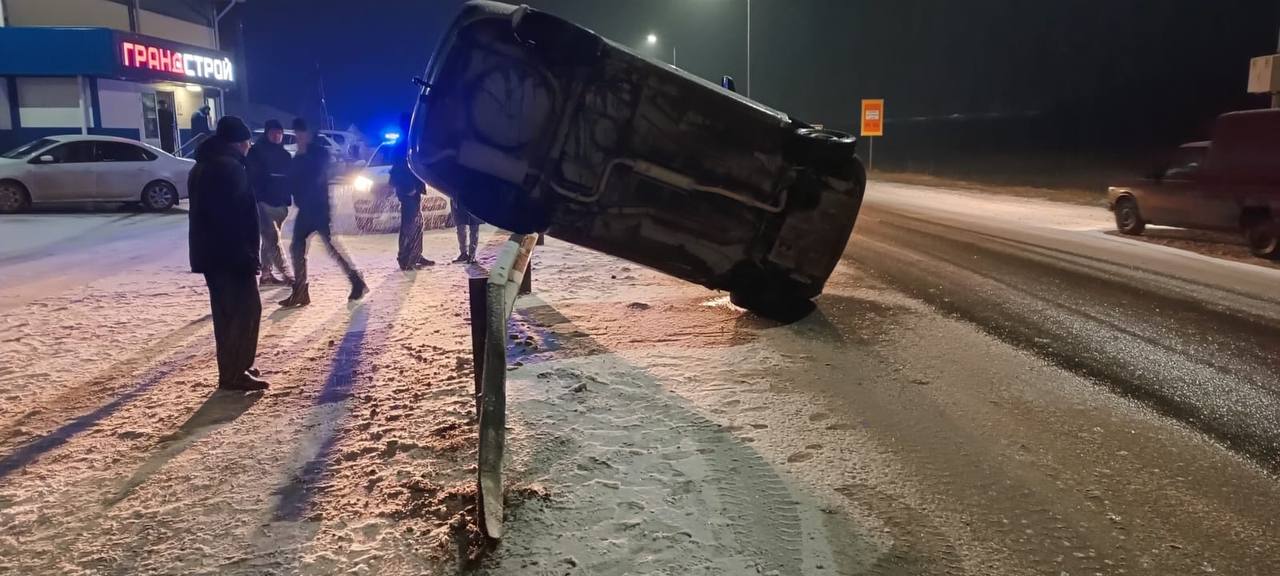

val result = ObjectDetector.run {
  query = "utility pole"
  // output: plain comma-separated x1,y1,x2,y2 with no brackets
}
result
316,61,332,130
129,0,140,32
746,0,751,98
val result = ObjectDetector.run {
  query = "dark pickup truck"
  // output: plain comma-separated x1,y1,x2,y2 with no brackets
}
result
1108,109,1280,259
408,1,866,319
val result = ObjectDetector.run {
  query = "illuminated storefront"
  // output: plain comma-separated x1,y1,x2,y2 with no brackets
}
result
0,27,237,153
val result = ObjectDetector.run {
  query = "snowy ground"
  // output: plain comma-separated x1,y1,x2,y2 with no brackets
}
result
3,182,1280,575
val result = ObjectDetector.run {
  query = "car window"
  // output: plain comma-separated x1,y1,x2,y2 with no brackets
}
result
328,133,346,144
2,138,57,159
96,141,156,162
1165,147,1207,179
41,142,95,164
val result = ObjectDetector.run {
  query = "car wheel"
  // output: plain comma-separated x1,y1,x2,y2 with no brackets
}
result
0,180,32,213
1245,218,1280,260
1114,197,1145,235
730,289,815,324
789,127,858,171
141,181,178,211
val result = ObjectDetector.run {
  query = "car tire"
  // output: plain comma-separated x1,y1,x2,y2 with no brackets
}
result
1114,196,1145,235
730,289,816,324
1245,217,1280,260
0,180,32,214
141,181,178,211
789,127,858,171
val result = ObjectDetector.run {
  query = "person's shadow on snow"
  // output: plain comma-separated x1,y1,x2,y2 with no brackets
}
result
103,390,263,506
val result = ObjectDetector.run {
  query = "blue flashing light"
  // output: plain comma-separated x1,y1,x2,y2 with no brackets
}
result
383,131,401,143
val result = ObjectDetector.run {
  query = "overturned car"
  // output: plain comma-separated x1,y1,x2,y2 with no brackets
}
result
409,1,865,319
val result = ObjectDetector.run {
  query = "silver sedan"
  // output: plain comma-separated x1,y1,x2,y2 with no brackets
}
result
0,135,194,213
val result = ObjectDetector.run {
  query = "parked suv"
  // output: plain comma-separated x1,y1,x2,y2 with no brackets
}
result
1108,109,1280,259
408,1,866,318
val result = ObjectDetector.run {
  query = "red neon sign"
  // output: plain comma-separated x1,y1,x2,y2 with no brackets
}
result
120,40,234,83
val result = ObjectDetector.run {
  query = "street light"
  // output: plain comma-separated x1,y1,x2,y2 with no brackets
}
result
644,32,676,67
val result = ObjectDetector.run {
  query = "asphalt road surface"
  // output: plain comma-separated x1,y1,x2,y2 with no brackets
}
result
786,181,1280,574
852,183,1280,471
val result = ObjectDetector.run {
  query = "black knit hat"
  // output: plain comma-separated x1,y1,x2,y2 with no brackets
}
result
215,116,252,142
291,117,309,133
264,119,284,132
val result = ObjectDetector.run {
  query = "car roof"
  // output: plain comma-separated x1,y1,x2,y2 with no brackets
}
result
38,134,173,156
46,134,154,145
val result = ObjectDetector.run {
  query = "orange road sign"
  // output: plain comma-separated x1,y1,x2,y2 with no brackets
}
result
861,99,884,137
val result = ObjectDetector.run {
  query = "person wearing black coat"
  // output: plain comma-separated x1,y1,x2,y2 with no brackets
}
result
245,119,293,285
191,105,212,137
188,116,269,391
390,114,435,270
157,100,177,154
278,117,367,307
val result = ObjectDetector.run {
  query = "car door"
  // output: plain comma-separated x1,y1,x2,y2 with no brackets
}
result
94,141,158,200
24,141,97,202
1139,146,1223,228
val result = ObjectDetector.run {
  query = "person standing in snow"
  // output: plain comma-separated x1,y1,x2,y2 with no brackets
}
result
451,200,481,264
390,113,435,270
246,119,293,285
278,117,367,307
187,116,269,391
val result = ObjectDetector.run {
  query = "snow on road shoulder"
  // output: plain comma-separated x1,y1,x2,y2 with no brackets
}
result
866,181,1112,231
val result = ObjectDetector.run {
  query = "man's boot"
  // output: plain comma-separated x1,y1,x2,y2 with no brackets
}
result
348,274,368,301
260,273,281,286
278,282,310,307
219,371,269,391
452,252,469,264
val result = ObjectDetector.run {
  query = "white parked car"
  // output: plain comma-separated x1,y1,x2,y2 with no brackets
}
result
0,135,194,213
346,143,452,232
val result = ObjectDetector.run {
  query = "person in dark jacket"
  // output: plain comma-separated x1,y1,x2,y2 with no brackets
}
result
191,105,212,137
390,114,435,270
246,119,293,285
279,117,367,307
188,116,269,391
157,99,177,154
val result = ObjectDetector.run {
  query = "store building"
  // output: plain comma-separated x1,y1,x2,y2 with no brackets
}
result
0,0,236,153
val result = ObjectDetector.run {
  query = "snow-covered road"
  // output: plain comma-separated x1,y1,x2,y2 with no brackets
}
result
3,183,1280,575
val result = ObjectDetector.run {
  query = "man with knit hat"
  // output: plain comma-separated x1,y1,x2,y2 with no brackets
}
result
246,119,293,285
188,115,269,391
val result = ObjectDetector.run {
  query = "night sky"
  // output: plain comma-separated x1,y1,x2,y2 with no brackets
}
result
224,0,1280,176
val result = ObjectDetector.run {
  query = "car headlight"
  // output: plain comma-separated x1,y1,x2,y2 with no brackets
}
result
353,175,374,193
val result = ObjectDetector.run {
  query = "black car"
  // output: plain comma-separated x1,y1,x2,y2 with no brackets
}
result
409,1,866,319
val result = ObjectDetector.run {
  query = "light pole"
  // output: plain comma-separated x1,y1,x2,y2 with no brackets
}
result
746,0,750,98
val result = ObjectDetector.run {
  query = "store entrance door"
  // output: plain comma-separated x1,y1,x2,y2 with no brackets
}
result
155,91,178,154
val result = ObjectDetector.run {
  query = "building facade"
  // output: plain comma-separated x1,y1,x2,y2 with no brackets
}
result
0,0,236,154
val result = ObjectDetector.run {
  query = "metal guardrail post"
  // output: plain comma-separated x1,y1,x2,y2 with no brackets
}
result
476,233,538,539
468,276,488,419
